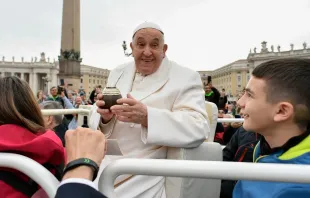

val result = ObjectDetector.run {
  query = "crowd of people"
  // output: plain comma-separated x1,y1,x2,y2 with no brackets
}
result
0,21,310,198
34,85,103,145
204,83,244,145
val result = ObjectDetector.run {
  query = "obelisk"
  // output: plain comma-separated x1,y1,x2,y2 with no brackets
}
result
58,0,81,91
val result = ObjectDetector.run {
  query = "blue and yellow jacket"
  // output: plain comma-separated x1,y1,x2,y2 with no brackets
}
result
233,133,310,198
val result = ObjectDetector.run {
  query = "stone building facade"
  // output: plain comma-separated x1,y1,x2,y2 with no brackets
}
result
0,53,110,97
199,41,310,100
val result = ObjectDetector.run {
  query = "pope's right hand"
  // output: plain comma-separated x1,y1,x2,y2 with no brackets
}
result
96,94,114,123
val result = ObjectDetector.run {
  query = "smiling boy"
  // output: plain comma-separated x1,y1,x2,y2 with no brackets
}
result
233,58,310,198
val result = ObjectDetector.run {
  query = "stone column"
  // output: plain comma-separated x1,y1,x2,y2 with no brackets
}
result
51,69,58,87
33,72,38,94
29,72,34,91
47,73,52,92
21,73,24,80
249,68,254,75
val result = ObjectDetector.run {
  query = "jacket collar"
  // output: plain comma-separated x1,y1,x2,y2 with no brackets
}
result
254,128,310,161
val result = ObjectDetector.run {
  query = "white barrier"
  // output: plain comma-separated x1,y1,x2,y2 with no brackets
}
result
41,105,92,126
0,153,59,198
40,108,244,124
41,108,90,116
99,159,310,198
217,118,244,123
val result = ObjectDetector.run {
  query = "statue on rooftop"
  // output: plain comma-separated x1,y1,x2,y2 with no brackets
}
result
290,43,294,51
2,56,4,62
277,45,281,52
40,52,46,62
254,47,257,53
303,42,307,50
261,41,269,53
271,45,274,52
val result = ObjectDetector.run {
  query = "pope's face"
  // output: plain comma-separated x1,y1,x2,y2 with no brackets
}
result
130,28,168,75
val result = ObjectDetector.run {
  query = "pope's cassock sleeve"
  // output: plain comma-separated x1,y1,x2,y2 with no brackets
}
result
141,71,209,148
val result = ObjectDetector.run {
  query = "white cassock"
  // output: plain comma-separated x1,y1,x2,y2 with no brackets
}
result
93,57,210,198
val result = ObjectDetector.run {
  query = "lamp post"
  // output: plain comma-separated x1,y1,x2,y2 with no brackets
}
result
122,41,132,57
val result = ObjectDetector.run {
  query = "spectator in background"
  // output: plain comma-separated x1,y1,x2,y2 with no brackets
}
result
40,101,68,147
223,113,244,144
205,83,220,107
36,90,45,104
79,92,87,105
214,110,225,144
67,91,74,104
74,96,83,109
218,90,228,110
89,85,102,104
47,86,63,106
226,104,236,116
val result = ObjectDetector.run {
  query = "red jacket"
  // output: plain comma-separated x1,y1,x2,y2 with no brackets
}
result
0,124,65,198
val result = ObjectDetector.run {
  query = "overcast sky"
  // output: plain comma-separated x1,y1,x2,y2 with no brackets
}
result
0,0,309,71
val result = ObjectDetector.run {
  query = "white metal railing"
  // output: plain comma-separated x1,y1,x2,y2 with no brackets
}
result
41,105,92,127
99,159,310,198
0,153,59,198
41,109,90,116
217,118,244,123
40,107,243,124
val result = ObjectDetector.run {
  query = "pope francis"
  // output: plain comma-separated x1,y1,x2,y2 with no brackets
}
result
94,22,210,198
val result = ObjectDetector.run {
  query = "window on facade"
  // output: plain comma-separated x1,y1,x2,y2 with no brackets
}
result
89,79,91,83
237,75,241,84
80,78,83,83
93,80,95,84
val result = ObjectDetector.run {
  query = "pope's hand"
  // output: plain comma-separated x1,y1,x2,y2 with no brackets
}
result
111,94,148,127
96,94,114,123
65,127,107,166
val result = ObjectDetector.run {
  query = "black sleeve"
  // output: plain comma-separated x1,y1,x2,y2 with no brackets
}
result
222,128,241,161
64,88,68,98
223,126,239,145
89,90,96,103
55,183,107,198
211,87,221,106
212,87,220,98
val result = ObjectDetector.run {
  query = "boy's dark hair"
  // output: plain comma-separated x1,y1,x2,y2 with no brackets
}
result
252,58,310,128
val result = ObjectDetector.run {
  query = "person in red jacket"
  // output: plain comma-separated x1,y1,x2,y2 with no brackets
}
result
0,76,65,198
